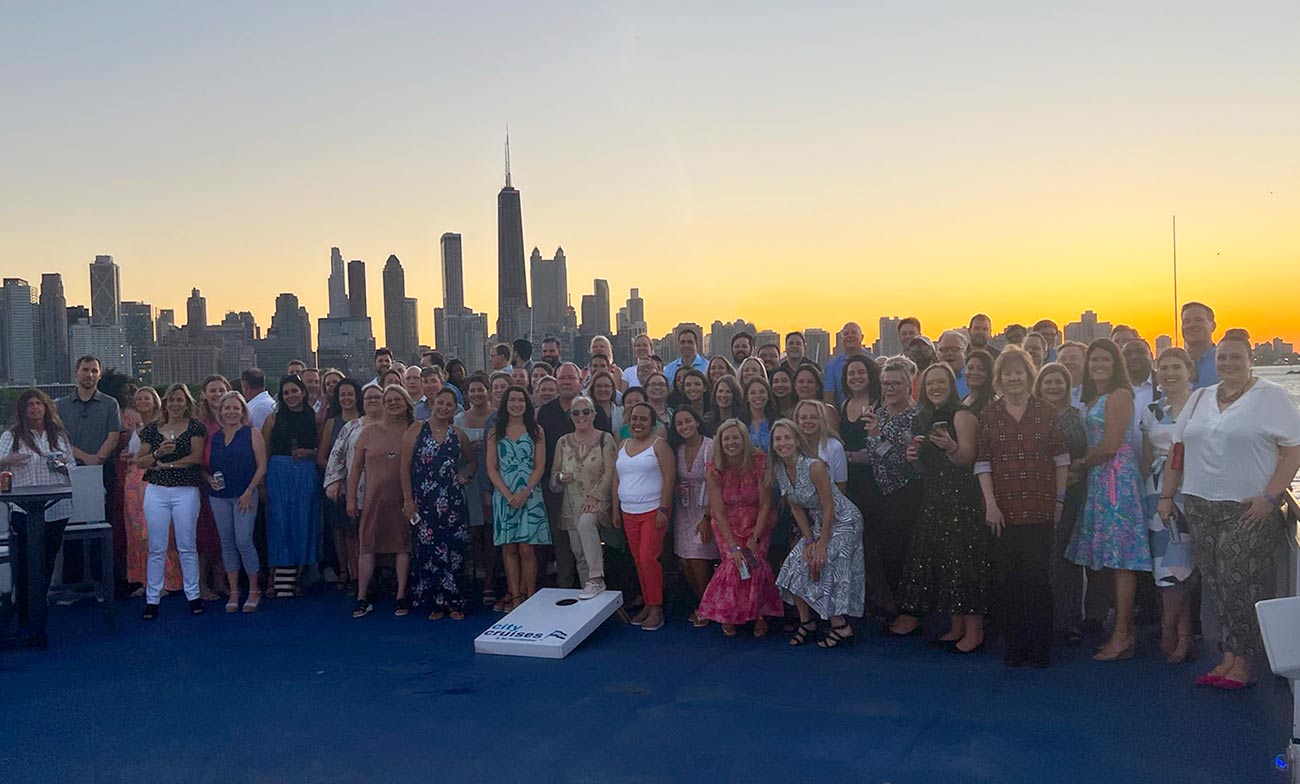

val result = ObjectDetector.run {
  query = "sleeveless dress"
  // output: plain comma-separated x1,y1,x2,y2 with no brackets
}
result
1140,399,1193,586
696,453,783,624
409,422,470,611
356,424,409,556
896,408,990,616
492,432,551,546
266,407,321,567
452,410,487,527
673,438,719,560
1065,393,1152,572
774,454,866,619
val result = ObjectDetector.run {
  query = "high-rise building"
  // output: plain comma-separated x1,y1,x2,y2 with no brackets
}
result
529,246,567,338
38,273,69,383
68,319,132,376
875,316,902,358
317,316,376,377
496,134,530,340
440,233,465,313
593,279,610,336
755,330,779,348
1064,310,1111,344
327,247,349,318
804,328,832,365
121,301,156,381
709,319,756,359
1156,334,1172,355
256,293,314,373
402,297,419,360
156,308,179,343
614,288,648,367
382,255,417,361
67,305,90,325
185,288,207,333
1,278,37,384
89,254,121,326
152,344,221,386
347,260,368,319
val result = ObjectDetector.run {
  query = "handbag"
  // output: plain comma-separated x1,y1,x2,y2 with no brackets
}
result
1168,388,1206,473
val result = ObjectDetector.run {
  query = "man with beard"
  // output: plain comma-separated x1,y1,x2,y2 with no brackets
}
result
968,313,999,358
1121,338,1157,436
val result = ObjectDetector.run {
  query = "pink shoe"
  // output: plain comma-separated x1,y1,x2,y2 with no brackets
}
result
1195,673,1224,687
1213,677,1255,690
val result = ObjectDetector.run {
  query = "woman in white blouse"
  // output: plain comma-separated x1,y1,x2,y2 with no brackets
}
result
0,389,75,646
1159,329,1300,689
793,399,847,493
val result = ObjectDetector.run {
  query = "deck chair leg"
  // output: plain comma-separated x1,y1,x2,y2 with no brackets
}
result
101,532,115,633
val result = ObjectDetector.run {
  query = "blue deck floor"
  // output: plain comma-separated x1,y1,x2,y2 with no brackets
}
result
1,591,1290,784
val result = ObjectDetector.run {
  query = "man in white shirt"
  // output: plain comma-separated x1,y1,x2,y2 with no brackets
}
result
621,335,654,389
301,367,323,415
241,368,277,429
1123,339,1157,437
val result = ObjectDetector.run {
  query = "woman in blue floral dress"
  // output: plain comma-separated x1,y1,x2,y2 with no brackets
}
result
1065,339,1152,661
486,386,551,610
402,388,475,620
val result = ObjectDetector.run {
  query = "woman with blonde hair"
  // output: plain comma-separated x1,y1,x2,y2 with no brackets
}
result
205,391,268,612
136,384,208,619
737,357,767,389
123,386,181,595
696,418,782,636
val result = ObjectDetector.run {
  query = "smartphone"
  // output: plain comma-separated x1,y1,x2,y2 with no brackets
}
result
930,421,951,438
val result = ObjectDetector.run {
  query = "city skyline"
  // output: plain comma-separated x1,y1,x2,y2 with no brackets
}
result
4,4,1299,355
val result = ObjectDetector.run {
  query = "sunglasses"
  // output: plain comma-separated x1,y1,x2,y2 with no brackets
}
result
569,408,595,417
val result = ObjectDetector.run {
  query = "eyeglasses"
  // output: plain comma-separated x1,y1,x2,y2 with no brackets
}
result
570,408,595,417
881,381,906,388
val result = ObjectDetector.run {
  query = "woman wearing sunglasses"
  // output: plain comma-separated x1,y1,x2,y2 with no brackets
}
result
549,396,617,599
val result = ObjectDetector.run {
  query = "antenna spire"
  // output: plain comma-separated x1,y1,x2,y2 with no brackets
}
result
505,126,512,188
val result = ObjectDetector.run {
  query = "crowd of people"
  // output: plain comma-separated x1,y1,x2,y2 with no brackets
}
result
3,303,1299,687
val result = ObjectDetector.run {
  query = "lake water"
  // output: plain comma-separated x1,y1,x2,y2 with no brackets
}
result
1253,366,1300,494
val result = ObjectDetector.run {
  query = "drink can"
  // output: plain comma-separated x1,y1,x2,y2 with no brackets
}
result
212,471,226,491
737,556,751,581
0,470,12,492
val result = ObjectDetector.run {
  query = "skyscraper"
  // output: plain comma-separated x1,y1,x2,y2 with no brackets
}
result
402,297,420,359
89,254,121,325
382,254,417,361
156,308,179,343
1,278,37,384
593,279,610,336
121,301,156,381
441,233,465,313
256,293,314,372
876,316,902,357
327,246,349,318
186,288,207,333
496,134,530,340
347,260,368,319
804,328,832,365
38,273,69,383
529,246,567,338
68,319,131,377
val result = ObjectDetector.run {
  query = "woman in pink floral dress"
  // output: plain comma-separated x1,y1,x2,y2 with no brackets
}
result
696,418,782,636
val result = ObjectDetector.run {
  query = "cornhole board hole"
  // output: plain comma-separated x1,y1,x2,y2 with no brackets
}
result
475,588,623,659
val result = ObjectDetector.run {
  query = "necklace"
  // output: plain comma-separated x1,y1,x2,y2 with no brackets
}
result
1217,379,1252,409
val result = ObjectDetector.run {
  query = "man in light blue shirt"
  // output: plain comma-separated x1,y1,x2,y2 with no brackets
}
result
823,322,875,405
663,327,709,385
1181,301,1218,389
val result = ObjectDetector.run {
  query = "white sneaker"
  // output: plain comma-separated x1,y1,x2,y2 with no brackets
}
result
578,580,605,600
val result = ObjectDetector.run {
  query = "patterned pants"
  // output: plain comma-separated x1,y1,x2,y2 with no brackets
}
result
1184,496,1282,658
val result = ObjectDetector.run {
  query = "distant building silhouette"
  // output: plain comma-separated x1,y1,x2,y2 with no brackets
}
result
382,254,418,362
530,246,568,339
1,278,37,384
435,231,489,371
38,273,69,383
496,134,531,340
121,301,156,381
89,254,121,326
327,247,349,318
347,259,368,319
186,288,207,334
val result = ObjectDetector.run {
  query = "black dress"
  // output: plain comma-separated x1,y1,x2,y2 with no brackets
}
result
839,400,895,615
896,407,990,616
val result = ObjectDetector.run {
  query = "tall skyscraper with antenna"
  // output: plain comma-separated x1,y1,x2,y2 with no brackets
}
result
496,131,530,340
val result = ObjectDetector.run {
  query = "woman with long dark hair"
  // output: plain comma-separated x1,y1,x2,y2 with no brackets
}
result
793,364,825,404
453,374,498,607
962,349,995,416
889,364,988,653
668,406,717,624
770,367,798,420
261,375,320,599
318,378,364,589
741,377,779,452
1065,339,1151,661
487,385,550,610
705,376,743,435
1,389,75,644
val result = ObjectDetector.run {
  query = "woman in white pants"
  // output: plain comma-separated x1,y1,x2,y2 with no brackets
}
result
135,384,207,620
549,396,617,599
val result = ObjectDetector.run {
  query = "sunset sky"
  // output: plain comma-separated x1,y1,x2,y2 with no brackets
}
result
4,2,1298,349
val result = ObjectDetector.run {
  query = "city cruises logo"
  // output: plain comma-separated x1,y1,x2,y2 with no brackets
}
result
481,622,566,642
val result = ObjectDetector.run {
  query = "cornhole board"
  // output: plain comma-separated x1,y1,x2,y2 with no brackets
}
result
475,588,623,659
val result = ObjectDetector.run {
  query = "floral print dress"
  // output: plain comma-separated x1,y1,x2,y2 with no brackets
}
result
410,422,470,611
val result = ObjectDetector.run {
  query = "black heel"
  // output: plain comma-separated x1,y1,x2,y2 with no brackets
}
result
788,620,818,647
818,620,855,649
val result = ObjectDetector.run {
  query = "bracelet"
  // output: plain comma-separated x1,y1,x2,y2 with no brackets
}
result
1159,495,1175,501
659,506,671,516
728,544,742,553
803,536,815,545
1266,493,1281,505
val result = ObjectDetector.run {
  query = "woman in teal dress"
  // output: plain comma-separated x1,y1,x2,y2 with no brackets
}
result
1065,339,1152,662
486,385,550,611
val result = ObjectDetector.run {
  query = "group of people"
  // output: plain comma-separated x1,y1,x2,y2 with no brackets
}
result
3,303,1299,688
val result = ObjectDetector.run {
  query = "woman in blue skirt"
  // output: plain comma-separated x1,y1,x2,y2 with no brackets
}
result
261,375,320,597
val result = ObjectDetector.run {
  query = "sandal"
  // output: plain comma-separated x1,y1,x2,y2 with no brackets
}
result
818,620,855,649
335,572,351,591
352,599,374,619
722,624,737,637
345,581,358,597
394,598,411,617
692,614,710,628
492,594,516,613
482,590,497,607
789,620,818,647
242,592,261,613
225,592,241,614
753,618,769,638
449,609,465,621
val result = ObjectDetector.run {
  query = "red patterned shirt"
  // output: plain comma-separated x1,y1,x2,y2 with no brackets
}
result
974,397,1069,525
